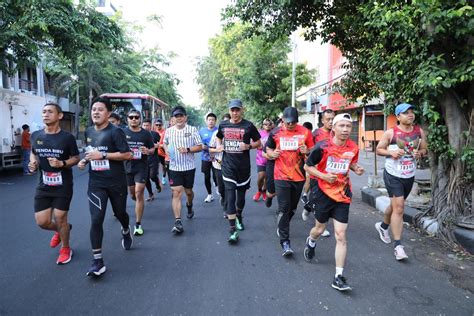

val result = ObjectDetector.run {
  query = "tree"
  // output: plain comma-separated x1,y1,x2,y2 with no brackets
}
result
0,0,125,74
196,23,315,122
224,1,474,243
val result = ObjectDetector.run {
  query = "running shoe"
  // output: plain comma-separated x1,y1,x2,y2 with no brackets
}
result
156,185,162,193
262,192,267,201
301,194,309,205
281,241,294,257
228,229,239,244
204,194,214,203
265,196,273,208
186,203,194,219
303,237,315,261
172,220,184,234
86,258,106,277
50,224,72,248
215,188,221,196
332,275,352,291
236,217,245,231
134,225,144,236
375,222,391,244
56,247,73,265
253,191,261,201
321,229,331,237
394,245,408,261
121,226,133,250
146,194,155,202
301,209,310,221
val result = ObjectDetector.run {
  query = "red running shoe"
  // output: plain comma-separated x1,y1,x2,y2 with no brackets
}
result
50,232,61,248
57,247,73,265
252,191,261,201
262,192,267,201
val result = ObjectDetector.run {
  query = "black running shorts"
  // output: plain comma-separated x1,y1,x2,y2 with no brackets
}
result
309,187,350,224
34,195,72,212
383,169,415,199
168,169,196,189
126,166,148,185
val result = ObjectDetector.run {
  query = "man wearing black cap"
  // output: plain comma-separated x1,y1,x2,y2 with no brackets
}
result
215,99,261,243
163,105,203,234
266,107,314,256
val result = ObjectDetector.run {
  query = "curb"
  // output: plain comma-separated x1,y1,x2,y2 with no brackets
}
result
361,187,473,254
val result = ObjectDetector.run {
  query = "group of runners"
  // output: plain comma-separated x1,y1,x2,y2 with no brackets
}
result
29,97,427,291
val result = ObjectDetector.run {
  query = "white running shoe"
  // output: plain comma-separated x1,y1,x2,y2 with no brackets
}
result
394,245,408,261
204,194,214,203
321,229,331,237
301,209,309,221
375,222,392,244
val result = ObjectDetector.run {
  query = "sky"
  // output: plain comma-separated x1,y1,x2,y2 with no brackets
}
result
113,0,231,107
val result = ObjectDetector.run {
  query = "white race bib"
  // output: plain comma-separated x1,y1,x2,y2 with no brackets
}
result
132,148,142,160
42,171,63,186
280,137,299,151
91,159,110,171
325,156,350,174
397,157,415,173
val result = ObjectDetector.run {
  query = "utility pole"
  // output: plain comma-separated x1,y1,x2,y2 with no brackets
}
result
291,33,297,108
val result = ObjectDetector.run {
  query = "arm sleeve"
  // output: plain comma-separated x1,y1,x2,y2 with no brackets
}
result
306,143,323,167
113,128,131,153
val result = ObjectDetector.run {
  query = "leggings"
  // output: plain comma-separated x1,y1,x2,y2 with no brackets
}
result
203,164,218,194
215,169,226,209
275,180,305,243
146,159,160,195
225,185,247,215
88,186,129,249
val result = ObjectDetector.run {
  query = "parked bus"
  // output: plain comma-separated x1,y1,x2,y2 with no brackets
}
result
99,93,169,125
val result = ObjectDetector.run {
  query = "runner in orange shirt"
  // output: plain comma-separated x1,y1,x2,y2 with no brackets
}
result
266,107,314,256
303,113,364,291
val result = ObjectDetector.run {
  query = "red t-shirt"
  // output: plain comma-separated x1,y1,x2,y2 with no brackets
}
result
312,127,331,143
306,138,359,203
266,124,315,182
156,129,166,157
22,131,31,150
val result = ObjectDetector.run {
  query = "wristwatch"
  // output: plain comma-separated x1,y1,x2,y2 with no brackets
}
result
62,160,67,168
102,152,107,159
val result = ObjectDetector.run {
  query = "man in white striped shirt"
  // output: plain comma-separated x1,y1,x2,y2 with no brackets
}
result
163,106,202,234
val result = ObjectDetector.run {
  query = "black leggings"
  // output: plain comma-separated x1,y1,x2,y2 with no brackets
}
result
88,186,129,249
146,159,160,195
203,164,217,194
275,180,305,243
215,169,226,209
225,185,246,215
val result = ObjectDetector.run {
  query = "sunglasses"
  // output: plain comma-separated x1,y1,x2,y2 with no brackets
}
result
155,124,162,126
128,115,140,120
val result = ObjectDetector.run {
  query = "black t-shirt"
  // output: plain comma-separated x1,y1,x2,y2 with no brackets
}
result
216,119,261,177
148,130,161,161
31,129,79,196
123,127,154,173
85,123,130,188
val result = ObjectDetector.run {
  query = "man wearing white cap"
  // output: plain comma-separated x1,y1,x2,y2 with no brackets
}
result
303,113,364,291
375,103,427,260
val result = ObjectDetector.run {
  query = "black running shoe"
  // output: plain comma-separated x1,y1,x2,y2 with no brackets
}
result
86,259,106,277
281,241,294,257
332,275,352,291
121,226,133,250
186,203,194,219
265,196,273,208
172,220,184,234
301,194,309,204
303,236,316,261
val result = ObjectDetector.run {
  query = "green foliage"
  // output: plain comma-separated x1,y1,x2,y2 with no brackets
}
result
0,0,125,74
196,23,315,122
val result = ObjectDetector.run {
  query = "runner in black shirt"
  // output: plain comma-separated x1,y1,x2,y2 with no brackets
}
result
78,97,133,277
216,99,261,243
124,110,155,236
29,103,79,265
142,119,162,201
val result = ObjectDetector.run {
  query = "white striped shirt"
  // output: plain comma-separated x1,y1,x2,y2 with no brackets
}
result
164,124,202,171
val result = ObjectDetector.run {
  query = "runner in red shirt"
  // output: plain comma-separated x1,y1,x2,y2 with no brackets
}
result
303,113,364,291
266,107,314,256
155,119,168,186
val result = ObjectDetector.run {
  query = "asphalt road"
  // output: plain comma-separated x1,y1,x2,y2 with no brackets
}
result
0,153,472,315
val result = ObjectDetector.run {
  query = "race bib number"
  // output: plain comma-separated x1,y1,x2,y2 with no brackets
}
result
325,156,350,174
397,157,415,173
280,137,299,151
42,171,63,186
132,148,142,160
91,159,110,171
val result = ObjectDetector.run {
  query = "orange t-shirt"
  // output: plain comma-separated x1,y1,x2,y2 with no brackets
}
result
266,124,315,182
310,128,331,179
156,129,166,157
305,138,359,203
22,131,31,149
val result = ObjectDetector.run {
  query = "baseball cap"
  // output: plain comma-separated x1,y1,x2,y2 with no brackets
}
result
171,106,187,117
282,107,299,123
155,118,163,125
228,99,243,109
395,103,414,116
332,113,352,126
